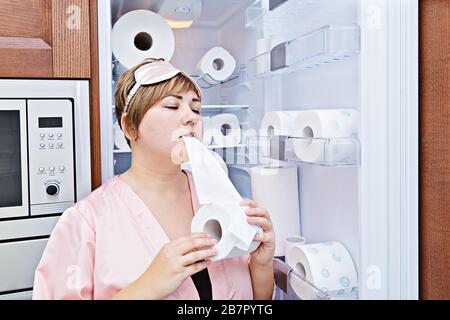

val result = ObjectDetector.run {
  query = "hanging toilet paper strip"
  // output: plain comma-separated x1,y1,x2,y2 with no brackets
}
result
183,137,262,261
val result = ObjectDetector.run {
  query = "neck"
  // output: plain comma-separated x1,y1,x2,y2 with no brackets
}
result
122,151,187,195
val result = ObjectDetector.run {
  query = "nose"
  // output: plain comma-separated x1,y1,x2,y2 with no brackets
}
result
181,104,200,126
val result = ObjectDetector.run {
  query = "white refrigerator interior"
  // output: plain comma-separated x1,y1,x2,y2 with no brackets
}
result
98,0,418,300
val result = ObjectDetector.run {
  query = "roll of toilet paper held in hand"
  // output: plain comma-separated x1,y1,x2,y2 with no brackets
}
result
210,113,242,147
196,46,236,82
111,10,175,69
183,136,262,261
192,202,261,261
291,109,359,163
250,165,301,257
286,241,358,299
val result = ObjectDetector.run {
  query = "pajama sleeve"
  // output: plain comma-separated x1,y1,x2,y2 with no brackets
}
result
32,205,95,300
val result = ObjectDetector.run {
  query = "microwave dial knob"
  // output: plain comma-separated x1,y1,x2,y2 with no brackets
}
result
46,184,60,196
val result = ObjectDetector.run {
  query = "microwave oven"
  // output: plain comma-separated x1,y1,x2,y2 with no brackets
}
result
0,80,91,299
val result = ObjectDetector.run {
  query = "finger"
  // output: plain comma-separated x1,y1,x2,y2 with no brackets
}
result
245,207,270,219
176,236,217,255
184,260,211,277
247,216,273,232
253,231,274,243
240,199,259,208
171,232,210,247
182,248,217,266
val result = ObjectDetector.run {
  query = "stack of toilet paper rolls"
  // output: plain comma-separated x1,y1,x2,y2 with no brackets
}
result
260,109,359,163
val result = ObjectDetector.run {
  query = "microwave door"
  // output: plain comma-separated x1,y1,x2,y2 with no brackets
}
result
0,100,29,219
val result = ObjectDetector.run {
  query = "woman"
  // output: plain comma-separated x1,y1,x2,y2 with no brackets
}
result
32,58,275,300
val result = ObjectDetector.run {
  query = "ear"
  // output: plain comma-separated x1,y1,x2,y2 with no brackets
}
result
120,113,137,141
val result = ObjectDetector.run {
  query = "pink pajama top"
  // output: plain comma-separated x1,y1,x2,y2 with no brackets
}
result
32,172,254,300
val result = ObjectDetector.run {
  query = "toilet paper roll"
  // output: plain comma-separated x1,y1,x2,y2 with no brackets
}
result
260,111,304,137
287,241,358,299
291,109,358,163
210,113,242,147
196,47,236,82
285,236,306,266
184,137,262,261
260,111,303,157
192,202,261,261
255,38,271,75
202,116,213,146
250,165,300,256
113,120,130,151
111,10,175,69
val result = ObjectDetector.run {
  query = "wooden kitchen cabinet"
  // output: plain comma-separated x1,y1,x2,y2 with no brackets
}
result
0,0,102,189
0,0,91,78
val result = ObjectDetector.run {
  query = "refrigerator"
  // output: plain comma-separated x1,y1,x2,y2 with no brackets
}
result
98,0,419,300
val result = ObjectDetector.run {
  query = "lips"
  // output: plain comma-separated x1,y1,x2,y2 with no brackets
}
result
179,132,195,138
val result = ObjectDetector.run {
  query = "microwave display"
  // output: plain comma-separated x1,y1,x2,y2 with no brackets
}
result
38,117,63,128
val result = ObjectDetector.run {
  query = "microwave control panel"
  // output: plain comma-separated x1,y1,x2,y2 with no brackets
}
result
27,99,75,208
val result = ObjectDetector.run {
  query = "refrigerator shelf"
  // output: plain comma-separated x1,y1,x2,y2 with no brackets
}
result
201,105,249,112
248,24,360,78
245,0,320,29
206,143,246,150
113,149,131,154
190,64,247,89
260,135,360,167
273,258,359,300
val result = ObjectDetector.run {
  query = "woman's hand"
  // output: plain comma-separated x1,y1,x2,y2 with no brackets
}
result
114,233,217,300
241,199,275,266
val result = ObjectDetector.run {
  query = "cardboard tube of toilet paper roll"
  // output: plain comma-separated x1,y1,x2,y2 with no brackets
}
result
286,241,358,299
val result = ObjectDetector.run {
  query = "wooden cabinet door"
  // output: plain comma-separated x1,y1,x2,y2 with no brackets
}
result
420,0,450,300
0,0,90,78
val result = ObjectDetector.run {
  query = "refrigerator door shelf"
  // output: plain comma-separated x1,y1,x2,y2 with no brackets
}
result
190,65,246,89
245,0,322,29
273,258,359,300
248,24,360,79
260,135,360,167
272,24,360,75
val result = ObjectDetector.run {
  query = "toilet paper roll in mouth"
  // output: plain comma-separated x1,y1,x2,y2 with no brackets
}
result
183,136,262,261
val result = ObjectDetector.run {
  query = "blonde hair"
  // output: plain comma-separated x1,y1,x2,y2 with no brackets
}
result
114,59,201,146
